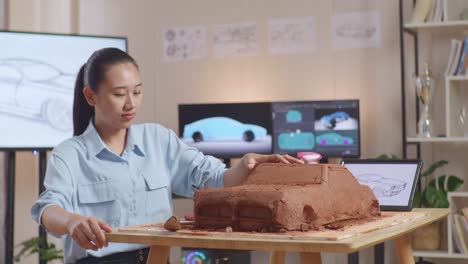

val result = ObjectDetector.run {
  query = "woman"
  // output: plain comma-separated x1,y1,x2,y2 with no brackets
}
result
31,47,302,264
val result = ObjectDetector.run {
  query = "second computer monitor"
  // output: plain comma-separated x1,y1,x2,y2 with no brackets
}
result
272,100,360,158
178,102,272,158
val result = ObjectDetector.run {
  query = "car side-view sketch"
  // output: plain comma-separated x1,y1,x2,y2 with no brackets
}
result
183,117,267,142
0,58,74,131
316,132,353,146
278,131,314,150
336,23,376,39
319,111,350,129
355,173,407,198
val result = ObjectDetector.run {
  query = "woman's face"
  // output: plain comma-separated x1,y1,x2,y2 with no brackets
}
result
90,62,143,132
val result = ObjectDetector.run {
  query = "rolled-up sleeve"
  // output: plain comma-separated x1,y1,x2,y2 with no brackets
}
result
31,153,74,235
163,127,226,197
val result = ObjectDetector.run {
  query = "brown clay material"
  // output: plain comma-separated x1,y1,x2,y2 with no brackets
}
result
194,163,381,232
163,216,182,231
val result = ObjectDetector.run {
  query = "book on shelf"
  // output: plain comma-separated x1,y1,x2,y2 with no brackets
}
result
456,37,468,76
463,207,468,222
433,0,443,22
427,0,444,22
445,39,463,76
411,0,434,23
453,212,468,254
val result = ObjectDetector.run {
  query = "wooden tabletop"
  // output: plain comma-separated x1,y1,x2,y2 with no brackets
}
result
106,208,448,254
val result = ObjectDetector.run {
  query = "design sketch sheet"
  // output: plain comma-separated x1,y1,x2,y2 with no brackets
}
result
269,16,317,55
163,26,207,62
331,11,381,50
213,22,258,58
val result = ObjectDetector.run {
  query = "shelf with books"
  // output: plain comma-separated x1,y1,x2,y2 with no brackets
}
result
400,1,468,259
404,20,468,33
412,194,468,259
413,250,468,259
405,0,468,33
407,137,468,143
447,193,468,255
447,76,468,81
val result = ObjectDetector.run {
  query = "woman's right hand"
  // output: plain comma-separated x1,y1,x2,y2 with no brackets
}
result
66,214,112,251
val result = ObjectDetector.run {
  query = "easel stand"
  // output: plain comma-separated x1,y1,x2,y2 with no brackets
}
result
5,151,15,264
38,150,48,264
4,150,48,264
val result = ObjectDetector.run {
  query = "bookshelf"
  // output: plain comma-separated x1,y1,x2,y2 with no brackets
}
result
447,193,468,256
405,20,468,33
400,0,468,260
407,137,468,143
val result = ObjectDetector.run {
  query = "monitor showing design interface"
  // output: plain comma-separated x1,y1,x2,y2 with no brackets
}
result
0,31,127,149
342,159,422,211
272,100,360,158
178,103,272,158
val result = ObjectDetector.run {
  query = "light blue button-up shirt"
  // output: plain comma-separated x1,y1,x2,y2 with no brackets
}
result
31,121,226,263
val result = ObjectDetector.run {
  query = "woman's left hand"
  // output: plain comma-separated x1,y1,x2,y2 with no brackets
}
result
241,153,304,170
224,153,304,187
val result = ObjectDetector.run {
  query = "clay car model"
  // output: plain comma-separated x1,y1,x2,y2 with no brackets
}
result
194,163,380,232
183,117,267,142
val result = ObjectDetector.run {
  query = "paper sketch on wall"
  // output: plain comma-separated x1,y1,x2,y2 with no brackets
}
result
213,22,258,58
163,26,207,62
268,16,317,55
331,11,381,50
0,58,74,131
355,173,407,198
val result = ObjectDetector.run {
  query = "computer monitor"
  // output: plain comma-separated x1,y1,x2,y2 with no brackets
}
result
0,31,127,149
272,99,360,158
178,102,272,158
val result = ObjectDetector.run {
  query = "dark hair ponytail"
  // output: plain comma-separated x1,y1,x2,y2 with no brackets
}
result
73,64,94,136
72,48,138,136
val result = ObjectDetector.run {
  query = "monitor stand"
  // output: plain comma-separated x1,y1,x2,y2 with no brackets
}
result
224,158,231,168
319,157,329,164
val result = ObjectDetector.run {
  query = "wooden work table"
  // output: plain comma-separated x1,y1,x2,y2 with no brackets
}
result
106,208,448,264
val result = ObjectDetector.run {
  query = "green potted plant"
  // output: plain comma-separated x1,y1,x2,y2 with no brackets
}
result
14,237,64,263
377,154,464,250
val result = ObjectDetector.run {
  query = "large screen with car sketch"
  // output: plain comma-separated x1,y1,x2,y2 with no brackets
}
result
0,31,127,149
178,103,272,158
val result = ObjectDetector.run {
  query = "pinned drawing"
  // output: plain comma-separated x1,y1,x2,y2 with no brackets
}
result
0,58,74,131
355,173,407,198
163,26,206,62
331,11,380,50
213,22,258,58
268,16,317,55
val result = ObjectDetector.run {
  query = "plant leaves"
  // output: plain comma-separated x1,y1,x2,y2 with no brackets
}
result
423,185,449,208
421,160,448,177
447,175,464,192
14,237,64,263
427,175,464,192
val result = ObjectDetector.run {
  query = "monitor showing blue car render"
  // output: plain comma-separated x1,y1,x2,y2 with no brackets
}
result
178,103,272,158
0,31,127,149
272,99,360,158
